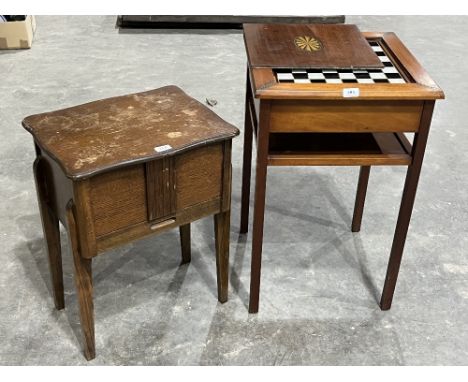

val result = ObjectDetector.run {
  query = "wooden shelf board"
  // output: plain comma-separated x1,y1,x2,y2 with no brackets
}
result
267,132,412,166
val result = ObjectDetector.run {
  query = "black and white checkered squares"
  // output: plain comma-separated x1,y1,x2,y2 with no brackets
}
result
275,41,406,84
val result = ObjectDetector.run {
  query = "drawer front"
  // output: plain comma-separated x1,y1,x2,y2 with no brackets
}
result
175,144,223,209
90,164,147,237
269,100,423,133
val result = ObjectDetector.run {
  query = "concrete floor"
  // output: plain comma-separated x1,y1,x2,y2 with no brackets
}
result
1,16,467,365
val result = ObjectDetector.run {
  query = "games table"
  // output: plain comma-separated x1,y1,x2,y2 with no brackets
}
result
240,24,444,313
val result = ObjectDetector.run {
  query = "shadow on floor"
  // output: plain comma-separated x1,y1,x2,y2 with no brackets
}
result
13,165,384,362
197,305,405,365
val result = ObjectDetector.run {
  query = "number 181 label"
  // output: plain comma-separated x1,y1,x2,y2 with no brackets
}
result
342,88,360,98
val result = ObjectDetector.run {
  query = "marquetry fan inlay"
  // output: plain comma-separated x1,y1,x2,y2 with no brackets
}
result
294,36,322,52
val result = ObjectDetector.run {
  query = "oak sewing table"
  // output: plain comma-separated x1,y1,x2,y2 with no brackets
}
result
23,86,239,360
240,24,444,313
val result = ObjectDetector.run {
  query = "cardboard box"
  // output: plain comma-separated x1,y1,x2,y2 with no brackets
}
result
0,16,36,49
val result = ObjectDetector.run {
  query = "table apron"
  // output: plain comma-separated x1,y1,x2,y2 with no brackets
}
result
268,100,423,133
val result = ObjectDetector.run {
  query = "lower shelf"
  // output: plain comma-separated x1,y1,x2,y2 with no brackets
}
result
268,132,412,166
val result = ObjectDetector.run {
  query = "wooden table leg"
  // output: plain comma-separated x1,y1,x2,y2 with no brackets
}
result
66,201,95,361
33,157,65,310
215,210,230,303
380,101,435,310
352,166,371,233
179,224,191,264
249,101,271,314
240,73,254,234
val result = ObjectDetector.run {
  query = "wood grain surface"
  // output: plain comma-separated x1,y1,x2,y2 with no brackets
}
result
22,86,239,180
244,24,383,69
245,30,445,100
175,144,223,209
146,157,176,222
269,100,423,132
267,132,412,166
89,164,147,237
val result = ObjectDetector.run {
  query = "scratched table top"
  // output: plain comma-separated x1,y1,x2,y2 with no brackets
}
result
23,86,239,179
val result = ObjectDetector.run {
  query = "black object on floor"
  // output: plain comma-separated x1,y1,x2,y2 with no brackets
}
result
117,15,345,29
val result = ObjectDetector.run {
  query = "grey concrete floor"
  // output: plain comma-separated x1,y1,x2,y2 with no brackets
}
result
0,16,467,365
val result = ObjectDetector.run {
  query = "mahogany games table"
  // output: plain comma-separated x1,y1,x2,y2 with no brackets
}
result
240,24,444,313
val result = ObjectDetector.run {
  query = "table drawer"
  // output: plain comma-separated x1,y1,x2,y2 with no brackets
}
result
269,100,423,133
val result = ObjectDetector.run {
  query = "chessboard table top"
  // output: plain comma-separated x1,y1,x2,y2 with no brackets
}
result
243,24,444,101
